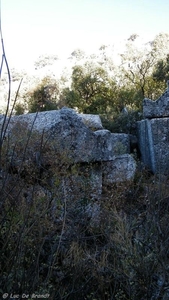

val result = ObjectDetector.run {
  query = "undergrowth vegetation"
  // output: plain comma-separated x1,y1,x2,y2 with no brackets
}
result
0,104,169,299
1,159,169,299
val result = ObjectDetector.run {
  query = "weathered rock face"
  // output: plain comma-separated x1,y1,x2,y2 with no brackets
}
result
78,113,103,130
2,108,103,133
138,118,169,174
138,84,169,175
94,130,130,161
1,107,136,206
143,82,169,118
102,154,136,184
3,108,100,163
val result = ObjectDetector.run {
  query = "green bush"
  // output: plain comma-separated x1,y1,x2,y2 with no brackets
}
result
26,77,59,113
101,110,143,135
14,102,26,115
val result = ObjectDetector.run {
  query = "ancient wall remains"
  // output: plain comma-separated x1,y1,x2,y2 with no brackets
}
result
137,83,169,174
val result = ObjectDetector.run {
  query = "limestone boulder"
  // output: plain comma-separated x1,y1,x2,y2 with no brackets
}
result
54,162,102,202
1,109,103,134
138,83,169,175
1,108,137,199
102,154,136,184
143,89,169,119
2,108,101,164
94,130,130,161
137,118,169,174
2,108,130,165
78,113,103,130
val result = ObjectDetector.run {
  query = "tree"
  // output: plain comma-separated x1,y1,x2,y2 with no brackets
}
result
153,54,169,83
62,63,116,114
119,33,169,102
70,48,86,60
14,102,26,115
150,32,169,59
34,54,58,70
127,33,139,42
26,77,60,112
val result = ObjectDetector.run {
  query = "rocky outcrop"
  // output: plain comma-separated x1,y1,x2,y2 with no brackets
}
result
79,113,103,130
0,108,136,204
2,108,103,134
94,130,130,161
138,84,169,174
138,117,169,174
102,154,136,184
143,81,169,118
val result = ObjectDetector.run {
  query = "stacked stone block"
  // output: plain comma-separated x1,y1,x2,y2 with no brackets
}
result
137,84,169,174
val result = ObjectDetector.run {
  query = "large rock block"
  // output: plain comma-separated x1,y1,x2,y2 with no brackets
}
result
1,107,136,209
51,162,102,227
143,84,169,118
94,130,130,161
4,108,84,133
137,118,169,174
0,109,103,133
2,109,130,164
57,162,102,201
102,154,136,184
2,108,101,164
78,113,103,130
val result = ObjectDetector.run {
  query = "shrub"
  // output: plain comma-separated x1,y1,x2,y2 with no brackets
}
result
1,133,169,300
101,110,143,135
26,77,60,113
14,102,26,115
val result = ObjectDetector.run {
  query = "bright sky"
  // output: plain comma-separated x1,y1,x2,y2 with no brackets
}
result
1,0,169,71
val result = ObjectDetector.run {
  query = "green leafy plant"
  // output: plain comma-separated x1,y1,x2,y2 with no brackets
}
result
26,77,60,113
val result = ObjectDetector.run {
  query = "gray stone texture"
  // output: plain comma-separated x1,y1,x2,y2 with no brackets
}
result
56,162,102,201
138,83,169,175
94,130,130,161
1,108,136,204
137,118,169,174
78,113,103,130
143,89,169,119
1,108,103,134
2,108,100,163
102,154,136,184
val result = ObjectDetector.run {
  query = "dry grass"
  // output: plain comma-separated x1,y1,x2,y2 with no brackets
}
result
1,149,169,300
